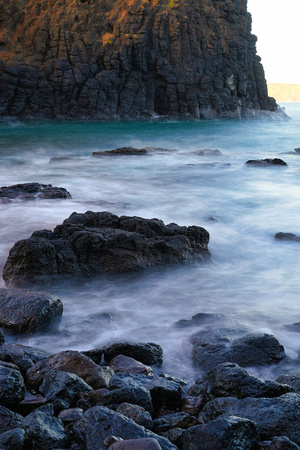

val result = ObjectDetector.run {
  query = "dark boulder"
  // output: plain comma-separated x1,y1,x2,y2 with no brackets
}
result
174,312,225,328
26,350,114,390
71,406,177,449
0,361,26,407
153,412,198,434
245,158,287,166
104,342,163,366
203,393,300,445
182,416,259,450
58,407,84,424
109,373,182,413
18,391,48,415
108,438,163,450
0,428,26,450
276,373,300,394
275,232,300,242
3,211,210,288
189,362,292,401
0,406,23,434
110,355,154,376
0,343,50,372
39,369,93,406
0,328,4,345
0,182,71,201
81,347,105,365
260,436,300,450
94,386,154,414
116,403,153,429
23,403,68,449
191,330,286,371
0,289,63,334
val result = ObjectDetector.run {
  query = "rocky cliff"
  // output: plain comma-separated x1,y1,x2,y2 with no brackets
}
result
0,0,279,119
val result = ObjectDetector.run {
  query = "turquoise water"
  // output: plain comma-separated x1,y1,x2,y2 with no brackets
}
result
1,103,300,378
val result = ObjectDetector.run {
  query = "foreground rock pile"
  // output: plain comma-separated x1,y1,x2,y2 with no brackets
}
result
0,328,300,449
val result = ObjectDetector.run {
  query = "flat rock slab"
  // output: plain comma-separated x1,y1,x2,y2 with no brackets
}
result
275,232,300,242
245,158,287,167
0,289,63,334
0,182,71,201
92,147,178,156
3,211,210,288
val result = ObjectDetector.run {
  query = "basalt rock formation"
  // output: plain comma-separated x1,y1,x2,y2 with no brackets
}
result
0,0,280,119
3,211,210,288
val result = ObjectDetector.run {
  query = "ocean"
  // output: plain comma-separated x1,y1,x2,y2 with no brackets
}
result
1,102,300,380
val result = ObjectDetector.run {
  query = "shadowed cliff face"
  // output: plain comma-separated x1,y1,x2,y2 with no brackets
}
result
0,0,278,119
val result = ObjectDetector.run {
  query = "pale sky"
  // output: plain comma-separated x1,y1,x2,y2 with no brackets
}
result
247,0,300,84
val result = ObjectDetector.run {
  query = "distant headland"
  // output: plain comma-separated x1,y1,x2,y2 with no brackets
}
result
268,84,300,102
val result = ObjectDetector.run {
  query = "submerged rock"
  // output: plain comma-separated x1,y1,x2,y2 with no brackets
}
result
245,158,288,166
0,289,63,334
3,211,210,288
275,232,300,242
92,147,177,156
194,149,223,156
0,182,71,201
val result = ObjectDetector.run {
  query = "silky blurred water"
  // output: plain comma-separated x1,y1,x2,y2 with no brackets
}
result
1,103,300,379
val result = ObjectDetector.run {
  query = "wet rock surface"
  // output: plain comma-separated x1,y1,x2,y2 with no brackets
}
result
191,330,286,371
0,289,63,334
0,329,298,449
203,393,300,445
3,211,210,288
0,183,71,201
26,350,114,390
189,362,293,401
0,361,26,407
104,342,163,367
0,343,50,372
0,0,280,120
182,416,259,450
71,406,177,449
